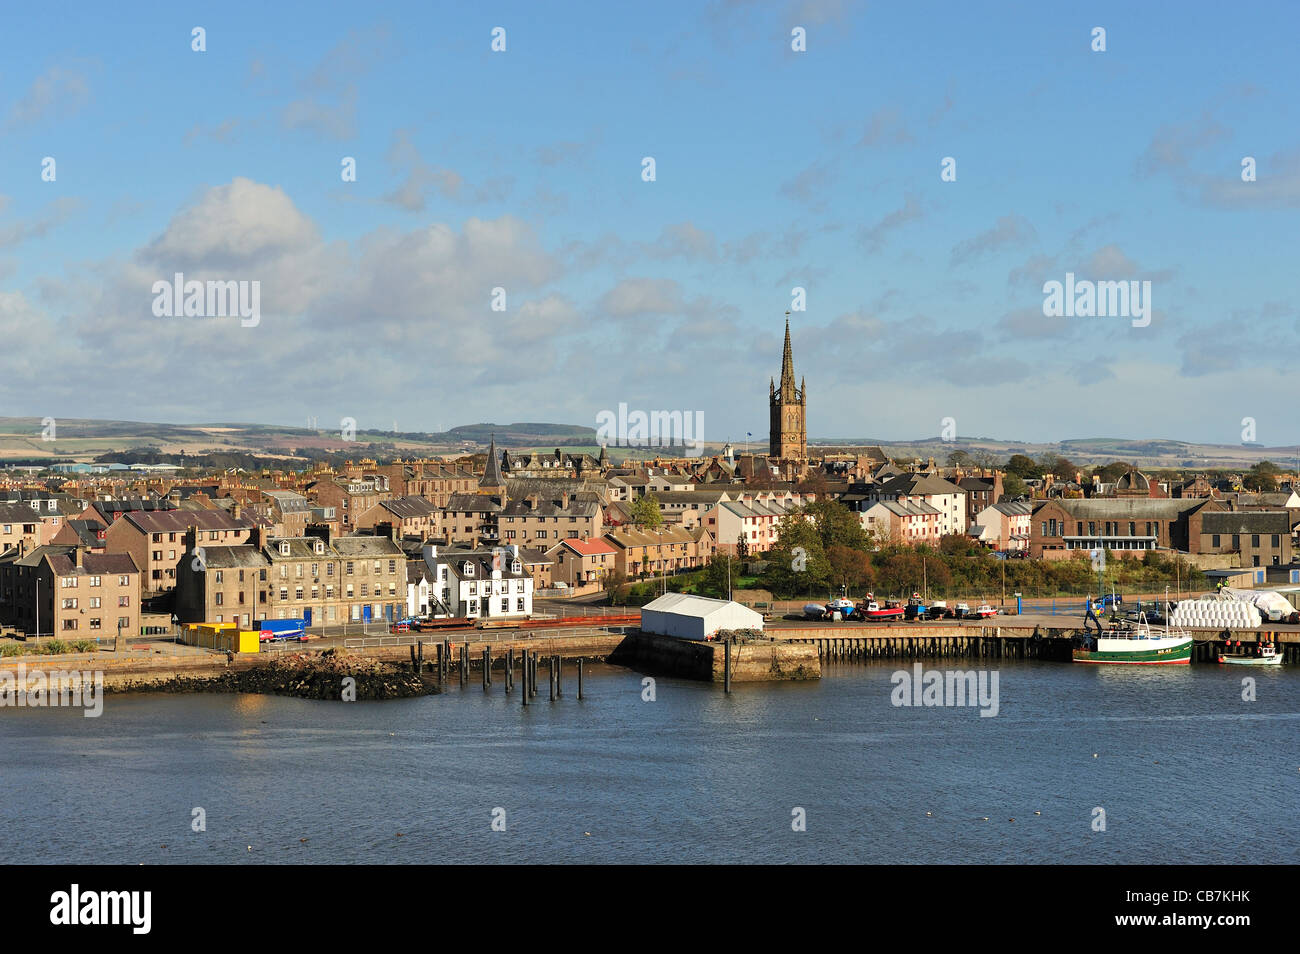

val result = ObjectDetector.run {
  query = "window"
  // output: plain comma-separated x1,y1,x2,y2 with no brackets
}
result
361,584,369,597
1251,534,1260,548
152,550,163,561
373,561,381,574
296,564,303,578
119,575,129,586
388,560,396,573
90,597,101,609
89,576,101,587
168,550,175,560
1232,534,1240,550
501,598,509,612
346,584,354,598
327,563,334,576
209,531,218,541
346,562,354,575
295,587,304,601
311,563,319,577
215,570,224,584
1212,534,1221,548
215,592,224,606
516,598,525,611
1272,534,1281,548
62,598,77,609
90,618,101,630
63,619,78,631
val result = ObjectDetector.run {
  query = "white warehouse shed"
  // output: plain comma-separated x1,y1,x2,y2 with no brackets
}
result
639,593,764,641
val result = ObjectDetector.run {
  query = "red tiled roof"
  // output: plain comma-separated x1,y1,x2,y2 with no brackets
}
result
559,538,617,556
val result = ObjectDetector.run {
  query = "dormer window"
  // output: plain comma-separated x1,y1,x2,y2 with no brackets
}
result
462,561,475,577
314,540,324,554
511,561,521,574
279,541,291,556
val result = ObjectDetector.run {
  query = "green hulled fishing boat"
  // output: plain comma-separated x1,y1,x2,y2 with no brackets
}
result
1074,615,1193,665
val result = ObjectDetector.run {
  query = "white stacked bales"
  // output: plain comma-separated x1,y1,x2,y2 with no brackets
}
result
1171,596,1261,629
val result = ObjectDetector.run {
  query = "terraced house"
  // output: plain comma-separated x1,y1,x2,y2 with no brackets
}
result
498,492,603,548
175,527,407,627
603,525,712,578
0,545,140,638
104,508,255,595
353,494,439,538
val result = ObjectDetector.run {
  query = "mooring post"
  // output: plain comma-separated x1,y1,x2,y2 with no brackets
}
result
417,641,424,675
410,644,417,671
555,655,563,698
549,657,556,701
482,648,489,690
486,645,492,686
506,648,513,692
521,650,529,706
577,659,584,699
724,639,732,693
460,643,467,686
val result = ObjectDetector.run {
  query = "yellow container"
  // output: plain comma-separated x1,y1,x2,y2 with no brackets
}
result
236,630,260,654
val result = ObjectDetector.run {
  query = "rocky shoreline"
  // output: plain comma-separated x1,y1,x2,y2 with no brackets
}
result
108,649,440,700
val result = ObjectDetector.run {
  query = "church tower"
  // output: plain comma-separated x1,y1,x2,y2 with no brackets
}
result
769,314,807,460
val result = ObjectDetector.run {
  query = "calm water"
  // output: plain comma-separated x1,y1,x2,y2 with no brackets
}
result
2,662,1297,864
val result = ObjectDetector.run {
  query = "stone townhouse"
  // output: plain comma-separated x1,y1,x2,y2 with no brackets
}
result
1192,510,1293,567
175,527,407,627
354,495,439,538
0,500,66,555
380,462,479,507
441,492,503,546
312,475,393,531
104,508,254,595
262,490,313,537
0,545,140,639
498,492,603,549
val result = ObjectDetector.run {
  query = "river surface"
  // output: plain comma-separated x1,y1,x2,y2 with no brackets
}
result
2,661,1297,864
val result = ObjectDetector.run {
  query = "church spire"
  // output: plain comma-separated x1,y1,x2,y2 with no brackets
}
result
779,312,796,399
481,433,504,489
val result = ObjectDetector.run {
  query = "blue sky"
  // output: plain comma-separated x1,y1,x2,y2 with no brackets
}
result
2,0,1298,446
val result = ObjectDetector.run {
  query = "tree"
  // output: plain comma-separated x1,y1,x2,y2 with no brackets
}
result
1000,473,1028,499
1042,455,1077,481
696,555,733,599
1243,460,1283,491
628,493,663,528
827,545,874,592
802,498,873,551
1092,461,1133,484
946,449,975,468
760,515,831,597
1005,454,1041,479
603,569,629,605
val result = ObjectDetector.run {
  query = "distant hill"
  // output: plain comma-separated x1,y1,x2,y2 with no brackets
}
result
0,416,1295,471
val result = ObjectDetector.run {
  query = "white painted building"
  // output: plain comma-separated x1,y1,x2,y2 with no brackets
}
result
421,543,533,619
640,593,763,641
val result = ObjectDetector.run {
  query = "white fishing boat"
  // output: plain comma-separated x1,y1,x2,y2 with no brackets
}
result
1074,613,1193,665
1218,643,1283,666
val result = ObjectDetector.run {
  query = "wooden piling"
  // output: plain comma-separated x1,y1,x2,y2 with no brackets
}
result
577,658,584,699
724,639,732,693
